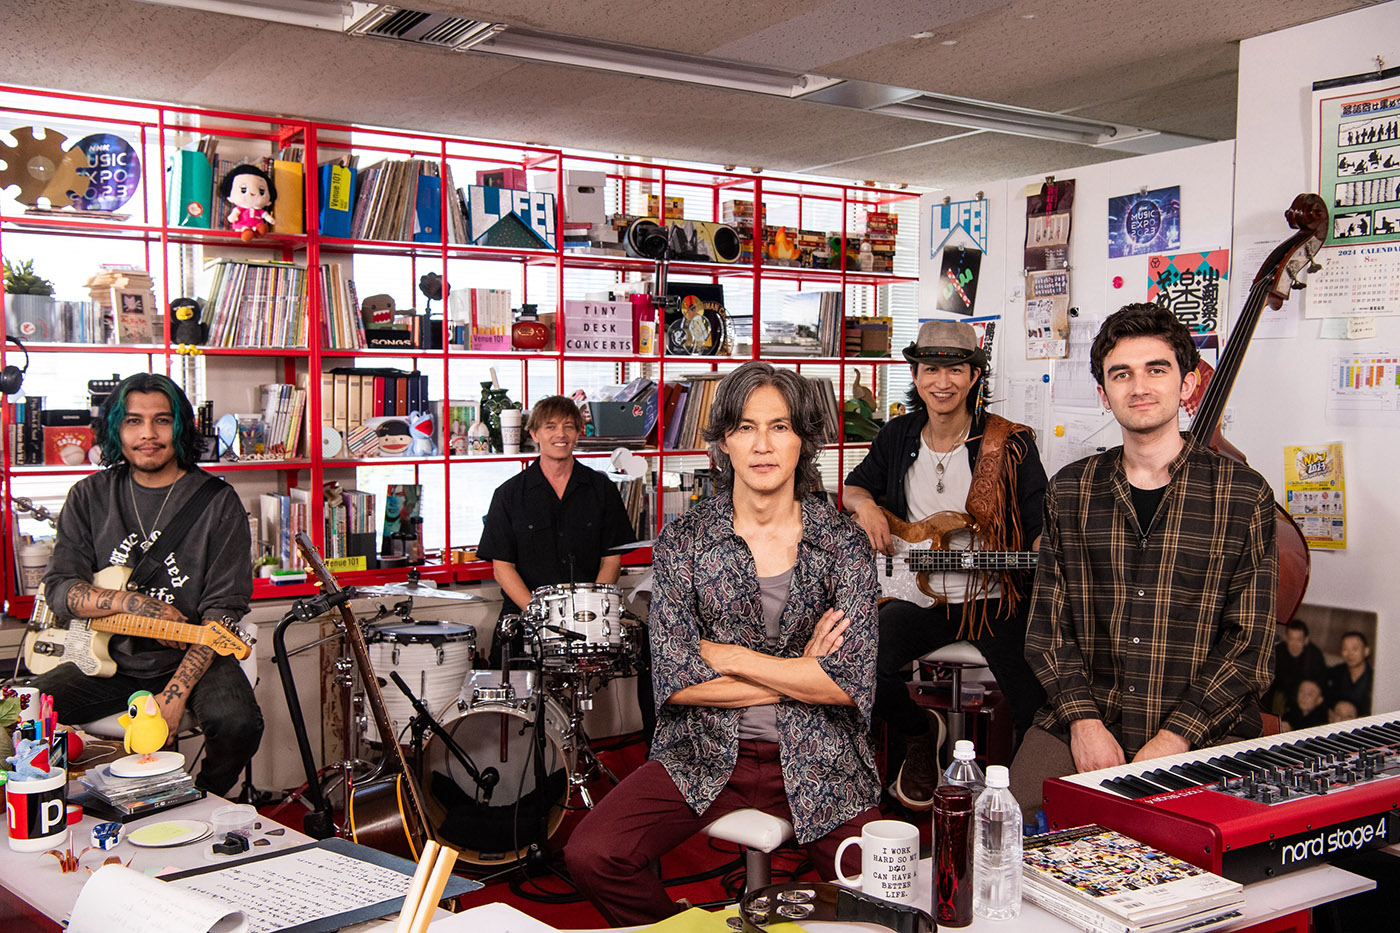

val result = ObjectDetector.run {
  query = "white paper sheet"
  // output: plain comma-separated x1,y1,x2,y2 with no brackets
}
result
168,846,413,933
70,864,247,933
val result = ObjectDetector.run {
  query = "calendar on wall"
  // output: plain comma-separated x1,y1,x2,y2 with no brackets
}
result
1304,243,1400,317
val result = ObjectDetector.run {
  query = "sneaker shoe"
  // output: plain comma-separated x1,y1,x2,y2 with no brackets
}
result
892,710,946,811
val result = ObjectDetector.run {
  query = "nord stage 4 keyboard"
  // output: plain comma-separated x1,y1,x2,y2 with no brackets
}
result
1041,712,1400,884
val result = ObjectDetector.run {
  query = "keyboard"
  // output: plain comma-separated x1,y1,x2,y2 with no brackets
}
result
1040,711,1400,883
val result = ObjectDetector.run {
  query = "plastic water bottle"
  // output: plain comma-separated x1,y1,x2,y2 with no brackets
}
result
973,764,1022,920
941,739,986,795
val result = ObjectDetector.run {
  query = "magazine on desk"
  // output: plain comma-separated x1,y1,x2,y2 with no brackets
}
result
1022,825,1244,931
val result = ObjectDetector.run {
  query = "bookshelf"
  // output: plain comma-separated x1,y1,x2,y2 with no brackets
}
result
0,83,919,616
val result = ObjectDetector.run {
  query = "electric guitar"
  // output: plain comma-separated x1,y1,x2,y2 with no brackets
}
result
23,565,253,677
876,508,1038,608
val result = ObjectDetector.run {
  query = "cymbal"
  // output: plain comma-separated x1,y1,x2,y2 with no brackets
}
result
608,539,655,552
354,583,484,603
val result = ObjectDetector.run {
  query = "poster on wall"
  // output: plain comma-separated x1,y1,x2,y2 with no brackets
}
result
1107,186,1181,258
931,197,988,255
1324,349,1400,426
1146,249,1230,335
1025,179,1074,359
1283,443,1346,549
1025,270,1070,360
934,243,982,316
1314,72,1400,247
1025,180,1074,272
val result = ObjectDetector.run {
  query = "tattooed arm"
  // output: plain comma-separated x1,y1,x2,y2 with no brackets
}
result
153,642,217,739
64,581,186,623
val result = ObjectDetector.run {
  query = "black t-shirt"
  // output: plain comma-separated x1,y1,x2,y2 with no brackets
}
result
476,458,636,614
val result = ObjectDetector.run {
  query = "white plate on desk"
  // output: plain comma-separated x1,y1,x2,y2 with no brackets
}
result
127,820,211,848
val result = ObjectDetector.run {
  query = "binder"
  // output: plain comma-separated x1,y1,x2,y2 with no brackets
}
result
271,159,304,235
166,149,213,228
413,174,441,243
318,161,357,238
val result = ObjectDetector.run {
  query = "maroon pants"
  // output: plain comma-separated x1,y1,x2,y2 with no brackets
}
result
565,740,879,926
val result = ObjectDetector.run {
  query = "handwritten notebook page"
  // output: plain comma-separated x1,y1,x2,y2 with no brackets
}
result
168,845,413,933
70,864,248,933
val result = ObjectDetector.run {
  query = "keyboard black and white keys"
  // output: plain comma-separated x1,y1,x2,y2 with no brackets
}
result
1041,712,1400,884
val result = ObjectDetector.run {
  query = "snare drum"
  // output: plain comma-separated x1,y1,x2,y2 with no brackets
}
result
529,583,625,669
424,675,573,865
365,621,475,745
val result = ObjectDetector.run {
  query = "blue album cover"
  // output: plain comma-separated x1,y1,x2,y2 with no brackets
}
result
1108,186,1180,258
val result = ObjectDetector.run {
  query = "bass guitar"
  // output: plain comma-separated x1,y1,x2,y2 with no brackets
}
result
293,531,431,861
23,565,252,677
877,508,1037,608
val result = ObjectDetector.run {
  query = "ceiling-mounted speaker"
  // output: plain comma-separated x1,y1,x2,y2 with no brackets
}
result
624,217,742,263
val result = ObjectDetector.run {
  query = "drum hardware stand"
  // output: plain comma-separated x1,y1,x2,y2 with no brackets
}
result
272,587,380,840
388,670,501,803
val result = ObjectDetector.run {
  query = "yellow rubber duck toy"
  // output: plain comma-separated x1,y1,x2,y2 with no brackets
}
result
118,690,169,761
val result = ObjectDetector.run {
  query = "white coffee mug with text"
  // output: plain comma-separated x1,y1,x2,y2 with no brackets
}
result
833,818,920,904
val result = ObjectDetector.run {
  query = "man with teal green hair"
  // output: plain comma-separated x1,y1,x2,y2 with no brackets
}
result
33,372,260,796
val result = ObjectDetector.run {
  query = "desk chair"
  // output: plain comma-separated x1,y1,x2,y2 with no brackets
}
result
702,808,795,893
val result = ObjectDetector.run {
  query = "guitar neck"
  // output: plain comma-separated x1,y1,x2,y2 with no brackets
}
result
902,551,1038,572
87,614,217,646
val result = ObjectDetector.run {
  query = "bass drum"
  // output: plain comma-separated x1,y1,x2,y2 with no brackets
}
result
421,692,573,865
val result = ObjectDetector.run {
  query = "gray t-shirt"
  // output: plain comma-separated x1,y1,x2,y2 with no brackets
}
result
43,466,253,678
736,565,793,742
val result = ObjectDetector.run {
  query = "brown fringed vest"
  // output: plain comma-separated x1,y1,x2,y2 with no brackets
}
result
958,413,1035,640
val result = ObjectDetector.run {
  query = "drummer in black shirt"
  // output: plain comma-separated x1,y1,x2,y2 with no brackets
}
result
477,395,636,668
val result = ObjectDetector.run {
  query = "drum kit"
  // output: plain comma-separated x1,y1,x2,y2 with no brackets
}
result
291,579,646,868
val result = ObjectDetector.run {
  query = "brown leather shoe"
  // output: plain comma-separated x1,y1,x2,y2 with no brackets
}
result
892,710,946,811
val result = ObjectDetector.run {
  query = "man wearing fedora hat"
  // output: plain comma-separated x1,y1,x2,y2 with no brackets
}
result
844,320,1047,810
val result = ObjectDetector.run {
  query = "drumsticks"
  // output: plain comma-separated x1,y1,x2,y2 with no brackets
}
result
394,840,460,933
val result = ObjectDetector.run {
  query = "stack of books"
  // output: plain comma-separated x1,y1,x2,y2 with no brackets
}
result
1022,825,1245,933
76,764,203,821
863,210,898,273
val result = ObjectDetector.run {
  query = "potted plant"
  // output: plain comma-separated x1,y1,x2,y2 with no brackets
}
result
3,258,56,341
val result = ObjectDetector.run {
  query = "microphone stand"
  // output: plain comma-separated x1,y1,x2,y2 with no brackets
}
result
273,587,359,839
388,670,497,802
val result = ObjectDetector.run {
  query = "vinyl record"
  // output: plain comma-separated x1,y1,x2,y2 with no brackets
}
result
321,424,343,458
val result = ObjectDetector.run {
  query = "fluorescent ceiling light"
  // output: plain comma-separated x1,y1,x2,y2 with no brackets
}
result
132,0,352,31
475,26,840,98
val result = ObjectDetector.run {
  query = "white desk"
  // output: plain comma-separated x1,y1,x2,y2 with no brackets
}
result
0,789,313,930
544,856,1377,932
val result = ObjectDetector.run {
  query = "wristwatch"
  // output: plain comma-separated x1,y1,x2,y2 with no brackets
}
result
736,881,935,933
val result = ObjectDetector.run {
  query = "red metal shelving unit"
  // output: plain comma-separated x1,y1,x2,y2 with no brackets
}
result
0,83,920,617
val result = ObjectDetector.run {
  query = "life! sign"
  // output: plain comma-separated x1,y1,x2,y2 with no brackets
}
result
563,300,634,354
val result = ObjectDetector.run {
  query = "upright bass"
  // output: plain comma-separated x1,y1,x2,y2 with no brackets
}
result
1185,193,1327,625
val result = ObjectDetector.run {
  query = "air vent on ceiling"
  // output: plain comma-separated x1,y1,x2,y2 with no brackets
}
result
348,5,505,50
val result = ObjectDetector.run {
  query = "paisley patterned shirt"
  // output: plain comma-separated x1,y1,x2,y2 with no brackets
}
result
648,492,880,843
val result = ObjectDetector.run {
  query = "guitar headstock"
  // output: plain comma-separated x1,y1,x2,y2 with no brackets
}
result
206,620,253,660
294,531,340,594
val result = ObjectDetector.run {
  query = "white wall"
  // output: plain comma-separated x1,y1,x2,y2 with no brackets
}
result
919,139,1237,466
1231,3,1400,715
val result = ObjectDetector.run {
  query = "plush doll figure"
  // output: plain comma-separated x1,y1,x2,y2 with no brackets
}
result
219,164,277,241
170,297,206,354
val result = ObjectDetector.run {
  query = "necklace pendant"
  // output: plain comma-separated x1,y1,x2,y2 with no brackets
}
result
936,479,945,494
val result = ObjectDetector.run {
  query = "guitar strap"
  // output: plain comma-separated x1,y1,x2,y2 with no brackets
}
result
959,413,1030,639
125,473,228,592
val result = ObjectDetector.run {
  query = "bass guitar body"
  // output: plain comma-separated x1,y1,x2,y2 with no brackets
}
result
877,508,1038,608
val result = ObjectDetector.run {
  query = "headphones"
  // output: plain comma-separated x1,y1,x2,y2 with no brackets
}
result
1,336,29,395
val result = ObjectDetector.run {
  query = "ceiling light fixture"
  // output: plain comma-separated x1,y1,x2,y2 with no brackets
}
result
474,25,841,97
131,0,353,31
